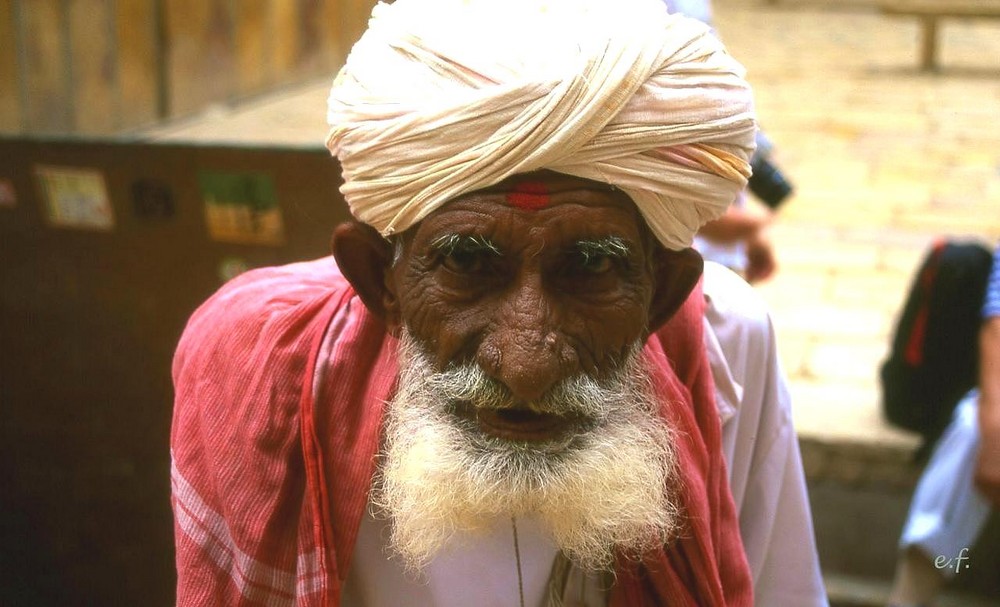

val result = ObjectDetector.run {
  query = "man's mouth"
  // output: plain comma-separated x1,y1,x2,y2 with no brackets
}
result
451,402,583,442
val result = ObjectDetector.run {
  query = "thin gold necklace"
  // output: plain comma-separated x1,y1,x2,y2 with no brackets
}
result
511,516,526,607
513,517,583,607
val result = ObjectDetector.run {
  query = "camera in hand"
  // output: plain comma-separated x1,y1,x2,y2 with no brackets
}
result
748,153,793,210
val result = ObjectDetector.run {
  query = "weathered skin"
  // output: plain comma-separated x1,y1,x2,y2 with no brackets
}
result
332,171,703,437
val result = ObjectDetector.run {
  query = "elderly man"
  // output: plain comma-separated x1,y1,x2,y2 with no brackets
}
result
170,0,824,605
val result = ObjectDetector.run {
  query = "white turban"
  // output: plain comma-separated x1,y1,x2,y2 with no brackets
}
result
326,0,756,250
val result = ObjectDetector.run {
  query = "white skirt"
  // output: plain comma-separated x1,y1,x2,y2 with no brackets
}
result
899,390,992,578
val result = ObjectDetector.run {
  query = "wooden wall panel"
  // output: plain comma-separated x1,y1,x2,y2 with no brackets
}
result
20,0,73,133
339,0,375,60
116,0,160,128
1,0,375,136
318,0,346,72
296,0,325,73
235,0,273,96
68,0,117,134
0,0,20,133
272,0,300,79
164,0,235,116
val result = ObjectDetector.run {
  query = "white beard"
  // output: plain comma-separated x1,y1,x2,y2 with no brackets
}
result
373,332,682,572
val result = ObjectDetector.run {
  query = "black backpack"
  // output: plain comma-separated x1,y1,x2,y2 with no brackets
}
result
880,239,993,456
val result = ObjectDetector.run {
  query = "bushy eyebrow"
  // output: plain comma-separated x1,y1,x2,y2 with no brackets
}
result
429,233,502,256
574,236,630,260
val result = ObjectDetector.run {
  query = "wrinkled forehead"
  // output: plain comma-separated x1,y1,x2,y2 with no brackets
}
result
401,170,656,249
474,170,622,209
476,169,623,198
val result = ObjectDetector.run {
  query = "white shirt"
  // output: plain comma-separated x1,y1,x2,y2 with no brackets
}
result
704,262,828,607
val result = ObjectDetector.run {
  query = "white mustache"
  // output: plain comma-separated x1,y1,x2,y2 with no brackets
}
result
425,346,647,420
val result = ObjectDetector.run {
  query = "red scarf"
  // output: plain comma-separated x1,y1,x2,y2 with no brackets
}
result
171,257,752,606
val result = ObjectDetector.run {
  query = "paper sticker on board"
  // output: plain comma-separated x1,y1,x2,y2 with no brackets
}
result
218,256,251,283
132,179,175,220
35,165,115,230
0,179,16,209
199,171,284,246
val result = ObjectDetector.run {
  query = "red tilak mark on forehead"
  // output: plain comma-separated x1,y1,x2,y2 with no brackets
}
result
505,181,551,211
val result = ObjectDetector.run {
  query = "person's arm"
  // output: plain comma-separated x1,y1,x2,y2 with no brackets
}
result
975,316,1000,506
696,204,771,243
744,228,777,284
697,205,777,284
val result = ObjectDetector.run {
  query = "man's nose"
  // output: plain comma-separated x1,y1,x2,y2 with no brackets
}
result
475,280,578,402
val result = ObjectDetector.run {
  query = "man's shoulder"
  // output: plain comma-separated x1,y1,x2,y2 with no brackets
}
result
206,256,348,312
173,257,352,383
702,261,771,336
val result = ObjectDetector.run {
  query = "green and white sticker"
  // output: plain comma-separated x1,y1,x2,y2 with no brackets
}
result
199,171,285,246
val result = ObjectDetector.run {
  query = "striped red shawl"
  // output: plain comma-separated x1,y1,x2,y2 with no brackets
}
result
170,257,752,606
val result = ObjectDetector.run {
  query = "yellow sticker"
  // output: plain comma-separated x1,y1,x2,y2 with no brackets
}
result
35,165,115,230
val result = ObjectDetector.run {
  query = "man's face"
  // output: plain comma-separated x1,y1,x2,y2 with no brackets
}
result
387,173,661,443
332,172,699,571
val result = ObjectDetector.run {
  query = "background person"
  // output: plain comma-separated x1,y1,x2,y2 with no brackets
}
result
664,0,793,284
887,244,1000,607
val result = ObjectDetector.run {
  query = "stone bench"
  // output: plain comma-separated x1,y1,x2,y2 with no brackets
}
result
880,0,1000,70
799,433,1000,603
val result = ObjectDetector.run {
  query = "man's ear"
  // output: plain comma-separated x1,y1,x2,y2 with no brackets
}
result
648,247,704,332
331,221,402,332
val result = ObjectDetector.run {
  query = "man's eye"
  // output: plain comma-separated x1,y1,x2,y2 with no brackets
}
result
442,249,487,273
576,253,614,274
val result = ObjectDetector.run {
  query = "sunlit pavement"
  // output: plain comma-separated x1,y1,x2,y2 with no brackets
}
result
716,0,1000,453
715,2,1000,603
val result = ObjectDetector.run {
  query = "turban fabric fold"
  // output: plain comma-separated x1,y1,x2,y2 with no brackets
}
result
326,0,756,250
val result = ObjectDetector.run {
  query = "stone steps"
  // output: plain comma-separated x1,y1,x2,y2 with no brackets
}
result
804,433,1000,603
825,572,997,607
